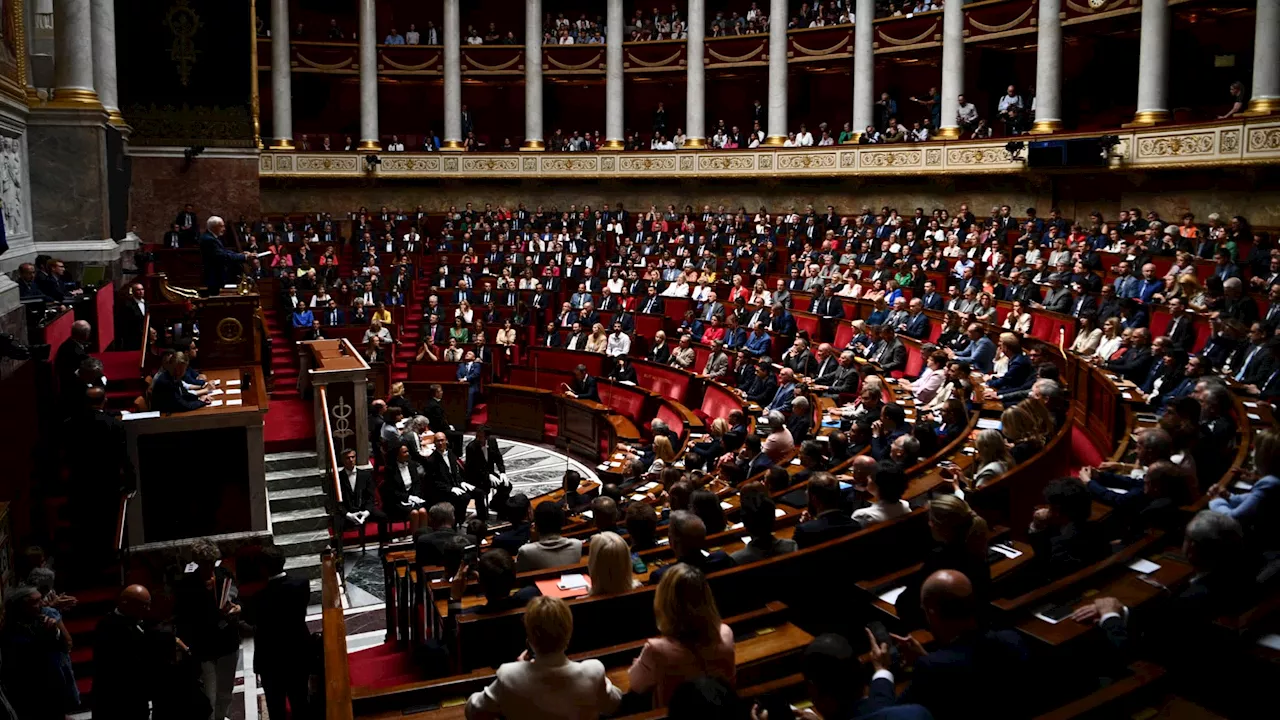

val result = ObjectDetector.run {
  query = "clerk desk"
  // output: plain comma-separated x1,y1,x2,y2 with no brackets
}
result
122,366,270,547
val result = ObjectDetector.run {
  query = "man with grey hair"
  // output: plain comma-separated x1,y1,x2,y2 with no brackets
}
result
175,537,243,720
762,409,795,463
648,511,735,584
199,214,247,296
53,319,93,394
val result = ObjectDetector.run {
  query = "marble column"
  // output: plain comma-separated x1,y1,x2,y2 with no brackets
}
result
357,0,380,149
936,0,965,139
684,0,707,148
1029,0,1062,133
1248,0,1280,113
763,0,789,145
522,0,544,150
442,0,463,149
851,0,874,139
90,0,122,124
269,0,294,148
603,0,625,149
52,0,99,106
1132,0,1170,125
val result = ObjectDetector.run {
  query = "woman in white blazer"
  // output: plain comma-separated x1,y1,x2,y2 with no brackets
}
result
466,595,622,720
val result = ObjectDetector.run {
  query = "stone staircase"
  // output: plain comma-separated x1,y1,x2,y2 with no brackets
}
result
266,450,332,604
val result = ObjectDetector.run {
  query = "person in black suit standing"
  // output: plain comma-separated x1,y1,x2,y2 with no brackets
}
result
116,283,148,351
565,364,601,403
793,473,861,549
53,319,92,395
66,386,134,570
175,203,199,243
465,425,508,521
250,546,311,720
336,449,389,547
198,216,247,297
427,431,473,525
93,584,158,720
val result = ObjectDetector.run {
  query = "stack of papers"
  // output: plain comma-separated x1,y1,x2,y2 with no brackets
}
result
878,586,907,604
719,501,733,510
1128,559,1161,575
557,574,589,590
226,399,243,407
990,543,1023,559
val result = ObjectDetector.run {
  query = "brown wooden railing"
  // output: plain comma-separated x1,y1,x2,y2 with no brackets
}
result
321,551,354,720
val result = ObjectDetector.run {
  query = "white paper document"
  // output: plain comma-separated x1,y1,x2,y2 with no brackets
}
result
878,586,907,605
557,574,589,590
1128,559,1161,575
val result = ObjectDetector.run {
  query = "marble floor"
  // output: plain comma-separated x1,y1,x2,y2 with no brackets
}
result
340,435,598,610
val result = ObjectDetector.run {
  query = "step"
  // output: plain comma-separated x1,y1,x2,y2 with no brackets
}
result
266,465,326,490
309,577,323,605
268,485,329,513
271,506,331,535
265,450,319,473
283,552,323,580
274,528,332,558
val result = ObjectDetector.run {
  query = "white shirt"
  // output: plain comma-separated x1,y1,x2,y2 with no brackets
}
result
796,131,814,147
607,333,631,356
344,468,359,492
397,463,412,490
852,499,911,526
405,30,420,44
135,298,146,316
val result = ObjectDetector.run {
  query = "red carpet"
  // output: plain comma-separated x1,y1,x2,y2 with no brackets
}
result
265,397,315,453
348,641,420,690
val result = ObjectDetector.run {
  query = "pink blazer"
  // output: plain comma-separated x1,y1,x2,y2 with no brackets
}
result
627,624,736,707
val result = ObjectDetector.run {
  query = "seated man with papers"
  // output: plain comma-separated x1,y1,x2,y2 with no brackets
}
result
563,363,602,403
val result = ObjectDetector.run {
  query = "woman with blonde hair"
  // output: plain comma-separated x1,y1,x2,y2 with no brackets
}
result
647,435,677,475
466,595,622,719
588,531,638,595
942,428,1013,490
585,322,609,354
455,299,475,324
1178,273,1209,312
387,381,414,417
894,493,991,625
1001,404,1044,463
749,279,771,306
629,563,735,707
1092,316,1123,361
1018,397,1054,439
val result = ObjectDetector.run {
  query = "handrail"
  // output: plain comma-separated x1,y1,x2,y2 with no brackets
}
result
321,551,354,720
317,385,345,506
114,493,130,553
138,311,151,373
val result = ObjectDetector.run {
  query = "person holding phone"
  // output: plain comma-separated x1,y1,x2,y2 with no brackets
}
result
939,429,1013,491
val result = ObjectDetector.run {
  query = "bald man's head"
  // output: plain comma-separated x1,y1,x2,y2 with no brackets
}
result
921,569,977,629
85,385,107,408
118,584,152,619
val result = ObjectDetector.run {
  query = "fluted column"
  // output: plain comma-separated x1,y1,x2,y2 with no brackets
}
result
357,0,380,149
603,0,625,149
90,0,122,123
763,0,788,145
52,0,99,106
936,0,965,139
1132,0,1170,125
1029,0,1062,133
684,0,707,148
268,0,293,147
522,0,544,150
1248,0,1280,114
851,0,874,140
442,0,463,149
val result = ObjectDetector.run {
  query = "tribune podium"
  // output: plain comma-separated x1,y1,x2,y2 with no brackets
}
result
299,339,372,467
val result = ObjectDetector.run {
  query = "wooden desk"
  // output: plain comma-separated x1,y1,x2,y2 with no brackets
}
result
302,338,372,464
122,367,270,547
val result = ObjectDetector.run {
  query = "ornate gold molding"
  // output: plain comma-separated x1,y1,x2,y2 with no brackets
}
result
258,119,1280,180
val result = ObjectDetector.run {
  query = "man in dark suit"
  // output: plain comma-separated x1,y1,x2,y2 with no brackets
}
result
250,546,311,720
794,473,862,549
919,281,944,311
426,431,473,525
566,364,601,403
1066,283,1097,319
336,449,389,546
492,494,533,555
639,286,665,314
457,350,483,416
54,319,92,395
745,363,778,405
723,409,749,453
152,352,209,413
115,283,148,351
1103,327,1154,383
987,334,1033,391
542,322,564,348
1027,478,1111,584
465,425,508,520
648,511,735,585
322,300,346,327
873,569,1036,720
899,299,931,339
198,216,247,297
809,633,931,720
870,325,907,374
1163,298,1196,353
92,584,159,719
67,386,134,570
175,204,198,243
413,502,472,574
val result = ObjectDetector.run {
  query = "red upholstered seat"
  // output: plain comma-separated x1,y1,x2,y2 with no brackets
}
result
995,304,1010,326
903,343,924,378
926,319,943,343
599,383,646,422
636,364,690,403
834,322,854,349
701,384,741,423
1192,318,1211,353
655,404,683,434
1028,313,1077,348
795,313,820,339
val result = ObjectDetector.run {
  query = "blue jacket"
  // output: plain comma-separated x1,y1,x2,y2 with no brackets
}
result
745,331,771,356
1135,278,1165,303
903,312,931,339
954,336,996,374
988,353,1032,391
1113,275,1140,299
457,361,483,385
766,382,796,413
1209,475,1278,531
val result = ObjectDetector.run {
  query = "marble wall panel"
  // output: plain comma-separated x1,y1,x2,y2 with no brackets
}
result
129,155,261,242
